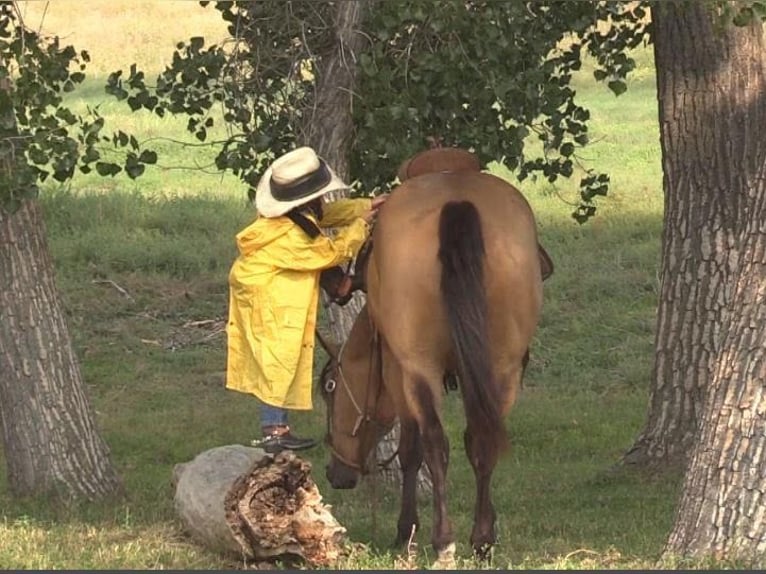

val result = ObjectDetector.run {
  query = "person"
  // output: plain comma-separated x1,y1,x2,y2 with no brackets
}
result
225,147,386,454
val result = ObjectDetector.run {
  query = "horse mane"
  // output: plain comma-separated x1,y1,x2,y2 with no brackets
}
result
437,200,508,453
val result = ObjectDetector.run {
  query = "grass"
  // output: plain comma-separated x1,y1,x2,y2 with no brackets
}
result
0,2,687,570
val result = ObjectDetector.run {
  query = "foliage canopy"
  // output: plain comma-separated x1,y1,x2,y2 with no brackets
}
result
6,1,766,219
106,0,652,222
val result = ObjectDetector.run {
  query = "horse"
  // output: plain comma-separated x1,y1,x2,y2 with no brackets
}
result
319,165,545,564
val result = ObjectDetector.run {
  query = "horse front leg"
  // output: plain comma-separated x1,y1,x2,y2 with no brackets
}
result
394,416,422,547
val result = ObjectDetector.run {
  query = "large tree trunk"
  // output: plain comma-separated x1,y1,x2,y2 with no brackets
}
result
623,0,748,470
644,2,766,561
0,199,122,499
303,0,431,494
305,0,369,340
0,73,121,500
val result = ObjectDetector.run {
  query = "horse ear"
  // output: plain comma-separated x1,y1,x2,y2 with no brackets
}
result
315,329,340,360
538,243,554,281
396,158,412,182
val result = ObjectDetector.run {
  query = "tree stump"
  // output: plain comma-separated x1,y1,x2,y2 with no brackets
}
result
172,445,346,567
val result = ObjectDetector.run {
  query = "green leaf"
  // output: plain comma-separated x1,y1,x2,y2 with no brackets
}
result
607,80,627,96
139,150,158,164
125,162,145,179
732,7,754,26
190,36,205,52
95,162,122,177
83,147,100,163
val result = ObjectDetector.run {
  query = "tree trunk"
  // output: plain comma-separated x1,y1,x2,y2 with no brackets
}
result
305,0,369,341
623,0,750,470
666,224,766,561
304,0,431,494
0,199,122,499
644,1,766,561
0,72,121,500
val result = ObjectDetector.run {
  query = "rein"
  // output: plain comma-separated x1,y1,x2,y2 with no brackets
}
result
318,321,392,475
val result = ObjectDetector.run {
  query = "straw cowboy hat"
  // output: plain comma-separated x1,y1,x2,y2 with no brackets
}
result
255,147,350,218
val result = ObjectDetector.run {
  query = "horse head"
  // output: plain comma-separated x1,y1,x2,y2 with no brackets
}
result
317,305,395,489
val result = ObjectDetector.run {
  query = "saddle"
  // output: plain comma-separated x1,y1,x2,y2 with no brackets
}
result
397,147,482,182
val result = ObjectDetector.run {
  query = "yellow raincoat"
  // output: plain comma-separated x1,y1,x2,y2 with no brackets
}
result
226,198,372,410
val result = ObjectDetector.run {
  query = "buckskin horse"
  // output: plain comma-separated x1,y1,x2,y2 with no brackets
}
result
319,149,546,565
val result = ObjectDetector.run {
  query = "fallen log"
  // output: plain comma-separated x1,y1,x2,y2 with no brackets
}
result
172,445,346,567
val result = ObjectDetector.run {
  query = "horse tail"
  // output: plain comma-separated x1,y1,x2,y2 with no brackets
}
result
438,201,508,453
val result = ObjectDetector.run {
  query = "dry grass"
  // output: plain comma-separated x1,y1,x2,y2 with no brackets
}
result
16,1,229,76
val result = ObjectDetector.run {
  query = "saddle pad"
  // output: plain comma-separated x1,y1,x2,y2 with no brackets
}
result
397,147,482,181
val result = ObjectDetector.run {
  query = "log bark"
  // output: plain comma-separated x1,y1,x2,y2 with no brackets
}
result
173,445,346,566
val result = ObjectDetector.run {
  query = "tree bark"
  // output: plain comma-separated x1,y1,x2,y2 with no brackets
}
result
305,0,369,340
0,72,121,500
623,1,752,470
642,1,766,561
0,199,122,499
303,0,431,494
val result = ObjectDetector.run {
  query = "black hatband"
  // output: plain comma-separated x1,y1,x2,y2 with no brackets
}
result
270,160,332,202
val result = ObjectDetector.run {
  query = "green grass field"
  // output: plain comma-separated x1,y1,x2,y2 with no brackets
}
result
0,3,681,570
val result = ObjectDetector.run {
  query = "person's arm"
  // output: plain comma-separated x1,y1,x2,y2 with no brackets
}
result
319,198,372,227
266,218,371,271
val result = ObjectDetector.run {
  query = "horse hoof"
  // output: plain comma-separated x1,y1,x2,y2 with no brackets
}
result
394,523,418,549
432,542,456,569
473,541,494,562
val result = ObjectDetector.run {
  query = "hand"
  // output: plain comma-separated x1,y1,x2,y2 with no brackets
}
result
370,194,389,209
362,209,377,224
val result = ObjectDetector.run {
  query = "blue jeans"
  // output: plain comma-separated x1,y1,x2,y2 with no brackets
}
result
260,402,288,428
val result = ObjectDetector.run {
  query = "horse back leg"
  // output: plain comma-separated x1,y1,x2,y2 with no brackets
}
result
395,415,422,547
403,369,454,564
463,423,498,558
465,362,524,558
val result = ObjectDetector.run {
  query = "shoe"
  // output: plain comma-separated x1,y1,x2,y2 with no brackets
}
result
251,431,317,454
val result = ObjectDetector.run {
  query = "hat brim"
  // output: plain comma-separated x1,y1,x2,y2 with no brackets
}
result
255,163,350,218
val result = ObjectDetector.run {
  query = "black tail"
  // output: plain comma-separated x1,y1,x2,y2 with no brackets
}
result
438,201,507,452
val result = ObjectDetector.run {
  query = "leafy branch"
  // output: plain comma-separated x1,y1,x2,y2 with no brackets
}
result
0,1,159,213
103,1,653,223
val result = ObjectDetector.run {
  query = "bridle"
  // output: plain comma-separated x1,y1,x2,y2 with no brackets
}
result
317,327,391,475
